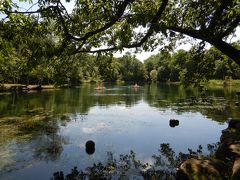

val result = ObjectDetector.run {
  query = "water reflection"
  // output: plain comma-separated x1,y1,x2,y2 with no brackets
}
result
0,83,239,179
32,130,68,162
0,84,239,120
51,142,218,180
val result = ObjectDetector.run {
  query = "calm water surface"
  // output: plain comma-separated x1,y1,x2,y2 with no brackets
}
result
0,83,239,179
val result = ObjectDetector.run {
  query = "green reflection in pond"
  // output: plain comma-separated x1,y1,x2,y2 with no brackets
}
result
0,83,239,179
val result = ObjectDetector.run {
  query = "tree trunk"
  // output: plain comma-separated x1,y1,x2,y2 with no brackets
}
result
167,26,240,65
209,39,240,66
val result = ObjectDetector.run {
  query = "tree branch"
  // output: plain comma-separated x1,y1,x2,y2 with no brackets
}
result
220,16,240,38
210,39,240,65
79,47,118,53
58,1,72,20
77,0,168,53
128,0,168,47
207,0,230,29
55,3,73,40
74,0,134,42
164,26,240,64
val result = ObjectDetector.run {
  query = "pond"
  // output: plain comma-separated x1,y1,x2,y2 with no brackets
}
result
0,83,239,179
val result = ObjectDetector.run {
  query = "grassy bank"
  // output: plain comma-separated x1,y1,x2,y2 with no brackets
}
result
207,79,240,87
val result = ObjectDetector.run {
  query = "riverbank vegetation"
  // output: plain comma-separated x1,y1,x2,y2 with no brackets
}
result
1,39,239,87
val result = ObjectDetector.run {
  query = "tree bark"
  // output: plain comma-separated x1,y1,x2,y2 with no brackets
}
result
167,26,240,65
209,39,240,66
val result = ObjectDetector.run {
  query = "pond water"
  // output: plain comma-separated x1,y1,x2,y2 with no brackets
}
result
0,83,240,179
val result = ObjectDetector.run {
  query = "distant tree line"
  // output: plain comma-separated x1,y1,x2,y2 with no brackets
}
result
0,37,239,86
144,42,240,85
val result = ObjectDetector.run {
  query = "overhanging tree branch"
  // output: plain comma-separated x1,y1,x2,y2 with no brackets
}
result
76,0,135,42
78,0,239,64
164,26,240,65
220,16,240,38
77,0,168,53
207,0,230,29
2,0,239,64
73,0,135,50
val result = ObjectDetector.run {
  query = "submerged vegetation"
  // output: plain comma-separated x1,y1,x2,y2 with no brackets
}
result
0,108,56,146
208,79,240,87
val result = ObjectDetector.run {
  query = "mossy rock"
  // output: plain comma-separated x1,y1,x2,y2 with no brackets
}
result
177,158,226,180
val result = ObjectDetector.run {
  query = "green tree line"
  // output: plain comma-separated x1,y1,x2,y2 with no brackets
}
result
1,0,239,86
145,43,240,85
0,14,239,86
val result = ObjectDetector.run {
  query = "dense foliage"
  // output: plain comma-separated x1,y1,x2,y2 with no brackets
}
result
0,1,239,85
144,43,240,85
0,0,239,64
0,35,239,85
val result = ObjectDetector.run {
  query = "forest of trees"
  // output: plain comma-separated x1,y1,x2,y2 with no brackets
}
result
0,0,239,86
0,23,239,86
145,43,240,85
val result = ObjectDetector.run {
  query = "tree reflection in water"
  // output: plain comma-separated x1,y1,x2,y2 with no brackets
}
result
52,143,218,180
31,115,70,162
1,84,239,179
32,132,67,162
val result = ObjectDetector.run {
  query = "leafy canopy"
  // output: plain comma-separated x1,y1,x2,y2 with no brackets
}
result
1,0,239,64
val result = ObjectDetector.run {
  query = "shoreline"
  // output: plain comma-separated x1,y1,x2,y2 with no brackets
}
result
0,84,56,93
1,80,240,93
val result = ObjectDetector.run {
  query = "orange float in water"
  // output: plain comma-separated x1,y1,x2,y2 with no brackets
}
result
95,84,106,90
